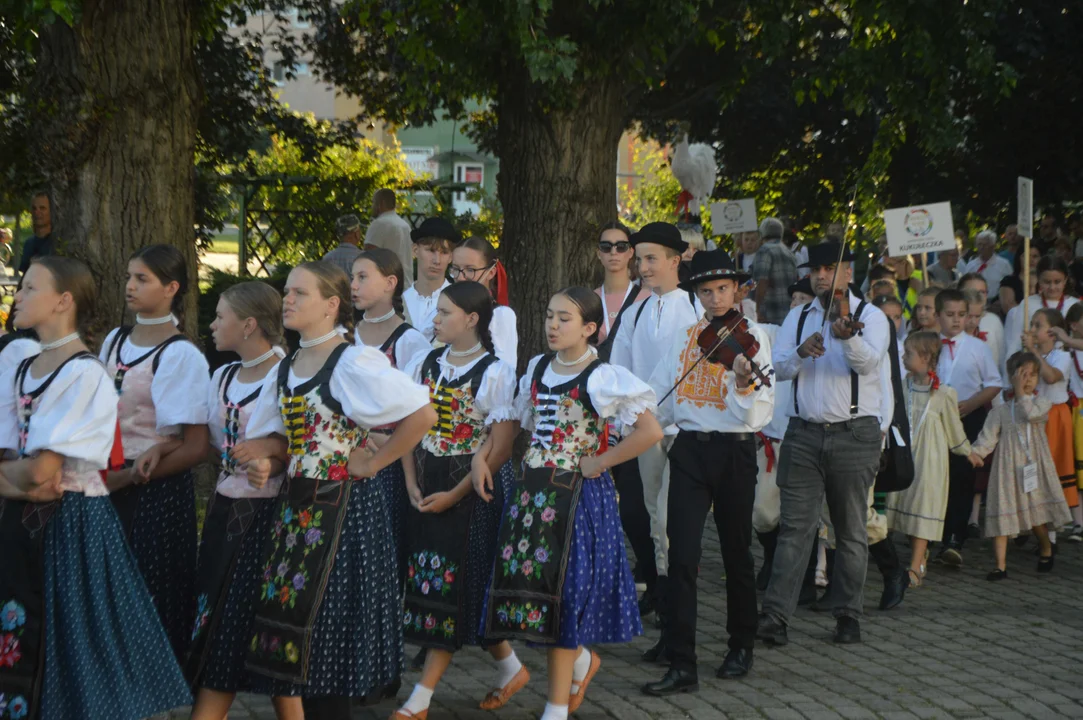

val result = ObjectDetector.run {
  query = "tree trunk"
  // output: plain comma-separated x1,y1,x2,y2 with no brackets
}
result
496,76,627,371
28,0,200,346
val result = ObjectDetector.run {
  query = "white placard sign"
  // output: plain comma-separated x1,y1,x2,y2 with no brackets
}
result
710,199,758,234
882,202,956,257
1017,176,1034,238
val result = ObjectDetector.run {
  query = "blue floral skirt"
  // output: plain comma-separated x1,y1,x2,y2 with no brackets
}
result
376,461,407,581
113,471,197,662
195,496,300,696
480,471,641,649
41,493,191,719
273,476,401,698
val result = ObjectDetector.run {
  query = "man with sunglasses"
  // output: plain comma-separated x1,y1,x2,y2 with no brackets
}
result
611,221,703,665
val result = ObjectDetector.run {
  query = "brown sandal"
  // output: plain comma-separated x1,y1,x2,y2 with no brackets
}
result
907,569,922,588
478,665,530,710
568,650,601,713
389,709,428,720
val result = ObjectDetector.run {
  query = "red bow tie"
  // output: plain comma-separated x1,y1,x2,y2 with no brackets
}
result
941,338,956,359
976,331,988,342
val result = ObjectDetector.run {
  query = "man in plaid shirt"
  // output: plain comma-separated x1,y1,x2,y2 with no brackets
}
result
752,217,798,325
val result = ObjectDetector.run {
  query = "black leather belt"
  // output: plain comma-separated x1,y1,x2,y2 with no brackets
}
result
683,430,753,443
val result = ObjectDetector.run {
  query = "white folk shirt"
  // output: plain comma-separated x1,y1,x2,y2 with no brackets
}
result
759,324,793,440
1067,349,1083,400
1004,294,1080,363
610,288,703,433
402,280,450,342
773,291,889,424
962,254,1013,300
937,332,1002,403
649,316,774,434
1038,347,1072,405
977,312,1006,370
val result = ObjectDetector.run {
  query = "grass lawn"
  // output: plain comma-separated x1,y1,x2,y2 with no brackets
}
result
208,233,239,254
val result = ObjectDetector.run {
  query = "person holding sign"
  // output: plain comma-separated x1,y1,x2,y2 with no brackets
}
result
1004,256,1078,365
968,352,1071,580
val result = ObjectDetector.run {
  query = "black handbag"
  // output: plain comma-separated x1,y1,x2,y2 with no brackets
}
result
875,319,915,492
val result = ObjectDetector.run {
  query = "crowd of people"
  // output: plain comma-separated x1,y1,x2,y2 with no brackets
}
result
0,189,1081,720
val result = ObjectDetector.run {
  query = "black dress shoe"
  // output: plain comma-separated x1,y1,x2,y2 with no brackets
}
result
641,667,699,696
640,636,670,664
878,568,909,611
833,616,861,644
716,648,753,679
755,614,788,646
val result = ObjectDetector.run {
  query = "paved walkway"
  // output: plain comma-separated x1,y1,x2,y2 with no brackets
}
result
177,530,1083,719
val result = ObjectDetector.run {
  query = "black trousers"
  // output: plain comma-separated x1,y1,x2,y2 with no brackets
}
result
666,430,758,671
612,458,657,591
943,408,987,548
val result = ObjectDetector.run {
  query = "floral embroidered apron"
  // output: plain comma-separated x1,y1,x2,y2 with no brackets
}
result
245,345,366,683
484,355,605,643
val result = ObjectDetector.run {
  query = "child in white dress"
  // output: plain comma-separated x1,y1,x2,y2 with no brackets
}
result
969,352,1072,580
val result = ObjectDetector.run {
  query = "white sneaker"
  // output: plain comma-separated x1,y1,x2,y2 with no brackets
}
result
1066,525,1083,542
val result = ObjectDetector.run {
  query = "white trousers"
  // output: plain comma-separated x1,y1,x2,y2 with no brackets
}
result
638,435,675,576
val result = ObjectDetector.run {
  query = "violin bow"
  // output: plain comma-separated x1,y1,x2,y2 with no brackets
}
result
820,184,862,333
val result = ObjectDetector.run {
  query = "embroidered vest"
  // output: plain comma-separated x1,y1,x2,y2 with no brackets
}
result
675,319,730,410
104,327,189,459
418,348,497,456
276,344,367,481
523,355,607,470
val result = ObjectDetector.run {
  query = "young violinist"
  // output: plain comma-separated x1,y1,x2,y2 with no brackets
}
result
643,250,773,695
609,221,702,662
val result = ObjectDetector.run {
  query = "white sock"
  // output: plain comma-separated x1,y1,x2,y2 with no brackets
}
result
570,647,591,693
401,684,434,715
541,702,569,720
1049,529,1057,545
494,650,523,689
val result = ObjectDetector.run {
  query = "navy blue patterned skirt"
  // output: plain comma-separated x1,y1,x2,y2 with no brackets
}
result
377,461,407,580
112,471,197,663
480,471,641,649
195,495,300,696
41,493,191,719
292,476,401,697
459,461,513,648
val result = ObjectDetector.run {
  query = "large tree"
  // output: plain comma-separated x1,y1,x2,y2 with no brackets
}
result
295,0,1013,363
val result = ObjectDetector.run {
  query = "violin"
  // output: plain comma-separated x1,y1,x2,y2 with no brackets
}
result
696,309,773,389
825,288,865,335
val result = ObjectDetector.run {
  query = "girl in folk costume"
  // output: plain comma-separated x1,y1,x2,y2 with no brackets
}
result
351,247,433,580
884,332,972,588
1052,302,1083,540
101,244,211,662
450,236,517,369
392,282,523,720
485,288,662,720
0,256,190,719
1005,255,1078,361
187,282,298,720
595,222,650,356
969,352,1072,579
962,288,996,535
242,262,434,720
1021,308,1078,528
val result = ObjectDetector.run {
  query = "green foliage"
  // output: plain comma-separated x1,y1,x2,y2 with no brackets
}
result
198,265,294,371
619,143,682,228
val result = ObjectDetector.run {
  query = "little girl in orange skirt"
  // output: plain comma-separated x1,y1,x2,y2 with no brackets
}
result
1050,303,1083,540
1022,308,1076,539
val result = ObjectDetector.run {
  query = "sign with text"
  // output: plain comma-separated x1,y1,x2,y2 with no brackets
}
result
1017,176,1034,238
882,202,956,257
710,199,758,235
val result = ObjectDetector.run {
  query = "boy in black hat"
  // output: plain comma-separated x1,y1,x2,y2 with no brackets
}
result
610,221,701,661
403,217,461,341
642,250,774,695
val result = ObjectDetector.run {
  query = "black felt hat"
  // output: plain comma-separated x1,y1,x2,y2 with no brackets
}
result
799,241,855,268
410,217,462,245
679,249,751,291
630,221,688,253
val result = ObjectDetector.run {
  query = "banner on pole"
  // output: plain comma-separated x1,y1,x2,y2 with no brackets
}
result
882,202,956,258
709,199,758,235
1017,177,1034,238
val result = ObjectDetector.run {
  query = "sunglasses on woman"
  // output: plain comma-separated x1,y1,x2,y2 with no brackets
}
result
598,241,631,254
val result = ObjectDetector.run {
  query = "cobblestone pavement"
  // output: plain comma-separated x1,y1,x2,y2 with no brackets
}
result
175,530,1083,719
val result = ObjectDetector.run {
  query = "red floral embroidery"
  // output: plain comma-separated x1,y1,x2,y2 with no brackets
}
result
327,464,349,482
452,423,473,441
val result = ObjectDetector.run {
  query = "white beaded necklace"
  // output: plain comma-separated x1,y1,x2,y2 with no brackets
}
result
136,313,176,326
40,332,81,351
299,329,339,348
448,341,483,357
241,348,276,368
554,347,595,367
362,308,396,323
